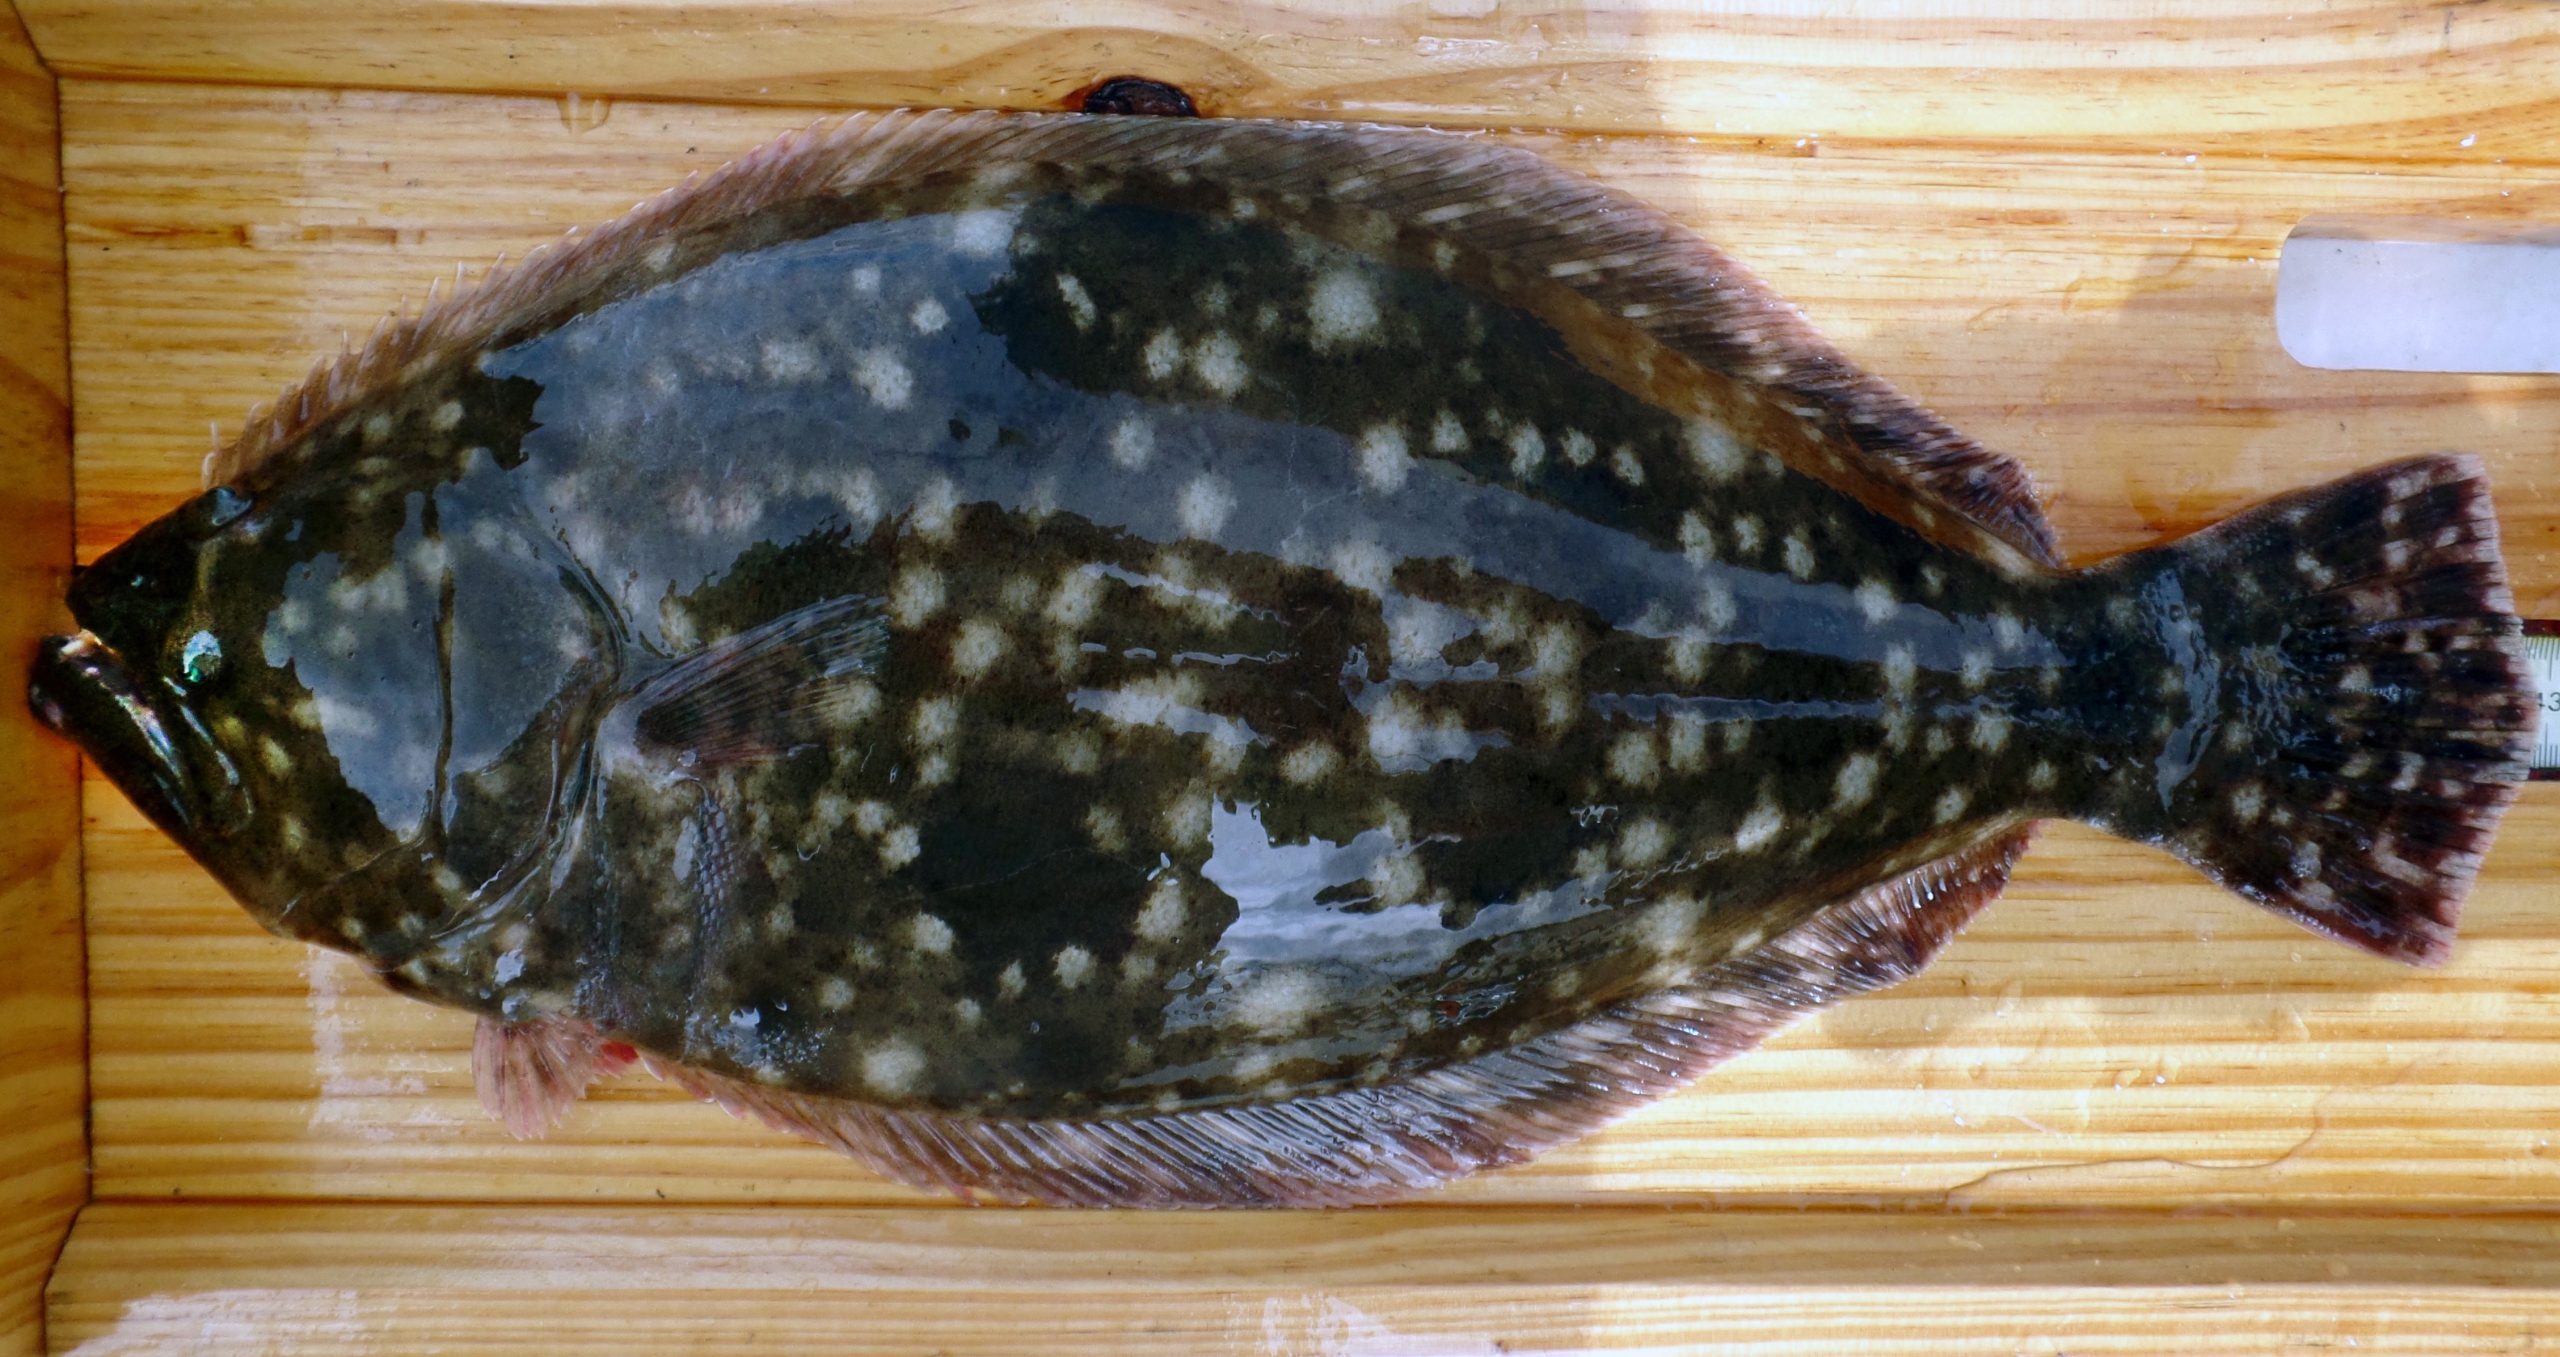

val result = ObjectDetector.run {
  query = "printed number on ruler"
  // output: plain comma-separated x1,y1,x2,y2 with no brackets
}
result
2529,625,2558,780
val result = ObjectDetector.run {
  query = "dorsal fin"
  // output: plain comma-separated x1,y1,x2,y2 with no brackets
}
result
211,112,2055,568
638,826,2033,1207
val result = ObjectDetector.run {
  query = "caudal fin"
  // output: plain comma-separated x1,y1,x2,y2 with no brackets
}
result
2135,454,2535,965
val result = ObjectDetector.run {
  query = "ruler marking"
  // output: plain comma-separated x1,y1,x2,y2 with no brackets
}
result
2530,628,2558,780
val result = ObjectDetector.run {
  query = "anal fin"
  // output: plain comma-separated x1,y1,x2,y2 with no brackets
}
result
644,826,2034,1207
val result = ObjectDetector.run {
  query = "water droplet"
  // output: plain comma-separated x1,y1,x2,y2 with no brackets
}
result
556,91,615,133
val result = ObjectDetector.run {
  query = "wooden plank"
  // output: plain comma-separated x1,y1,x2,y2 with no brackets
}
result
45,1202,2560,1354
58,78,2560,1214
13,0,2560,152
78,793,2560,1209
0,2,82,1355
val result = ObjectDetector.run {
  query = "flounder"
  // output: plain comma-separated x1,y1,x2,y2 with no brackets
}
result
33,110,2537,1206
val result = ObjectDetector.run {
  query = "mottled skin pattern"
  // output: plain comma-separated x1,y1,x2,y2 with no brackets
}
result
46,156,2522,1127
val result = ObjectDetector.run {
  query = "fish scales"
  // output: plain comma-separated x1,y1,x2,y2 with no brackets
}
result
34,111,2536,1205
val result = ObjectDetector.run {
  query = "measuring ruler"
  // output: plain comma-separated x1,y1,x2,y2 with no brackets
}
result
2533,622,2559,782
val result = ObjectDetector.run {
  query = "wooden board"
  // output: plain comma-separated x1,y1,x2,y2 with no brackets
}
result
0,2,83,1355
43,1203,2560,1355
32,1,2560,1348
58,76,2560,1211
13,0,2560,151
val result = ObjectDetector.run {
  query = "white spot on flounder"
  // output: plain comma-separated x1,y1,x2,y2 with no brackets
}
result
1679,512,1717,565
1833,752,1878,809
1506,423,1546,477
1232,968,1328,1035
1048,566,1104,627
1178,474,1235,537
1882,644,1917,698
1533,622,1582,679
760,337,822,383
1854,579,1898,623
947,206,1019,258
852,347,913,409
1055,273,1098,330
1430,409,1466,454
1190,332,1248,395
1057,730,1102,776
1685,420,1745,479
908,913,954,954
910,476,959,542
1281,742,1340,784
1617,817,1670,868
1356,424,1411,492
1307,267,1381,350
1108,415,1154,470
951,618,1008,679
1143,328,1183,381
1993,610,2026,651
1608,730,1660,788
1782,532,1816,581
879,825,921,870
1610,446,1645,485
1329,539,1393,596
1639,894,1704,954
1669,629,1711,684
861,1039,925,1095
1162,785,1211,847
1667,711,1708,771
916,691,962,742
1696,582,1737,633
1734,800,1783,852
891,566,944,628
1367,850,1425,908
1053,945,1097,990
1137,876,1187,941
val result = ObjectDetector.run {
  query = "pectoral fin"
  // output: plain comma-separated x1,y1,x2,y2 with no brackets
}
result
629,594,890,766
472,1014,637,1139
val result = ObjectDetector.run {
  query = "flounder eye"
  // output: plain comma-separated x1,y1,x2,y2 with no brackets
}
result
176,629,224,687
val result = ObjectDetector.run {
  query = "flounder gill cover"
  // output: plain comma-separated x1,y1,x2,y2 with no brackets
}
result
33,110,2537,1207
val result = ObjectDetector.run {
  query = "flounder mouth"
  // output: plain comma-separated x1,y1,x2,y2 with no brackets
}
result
29,629,248,841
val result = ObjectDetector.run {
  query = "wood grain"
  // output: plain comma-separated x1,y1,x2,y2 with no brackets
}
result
0,2,82,1355
57,80,2560,1218
11,0,2560,153
46,1202,2560,1355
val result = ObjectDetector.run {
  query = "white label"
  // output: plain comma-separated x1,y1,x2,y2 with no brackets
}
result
2277,230,2560,374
